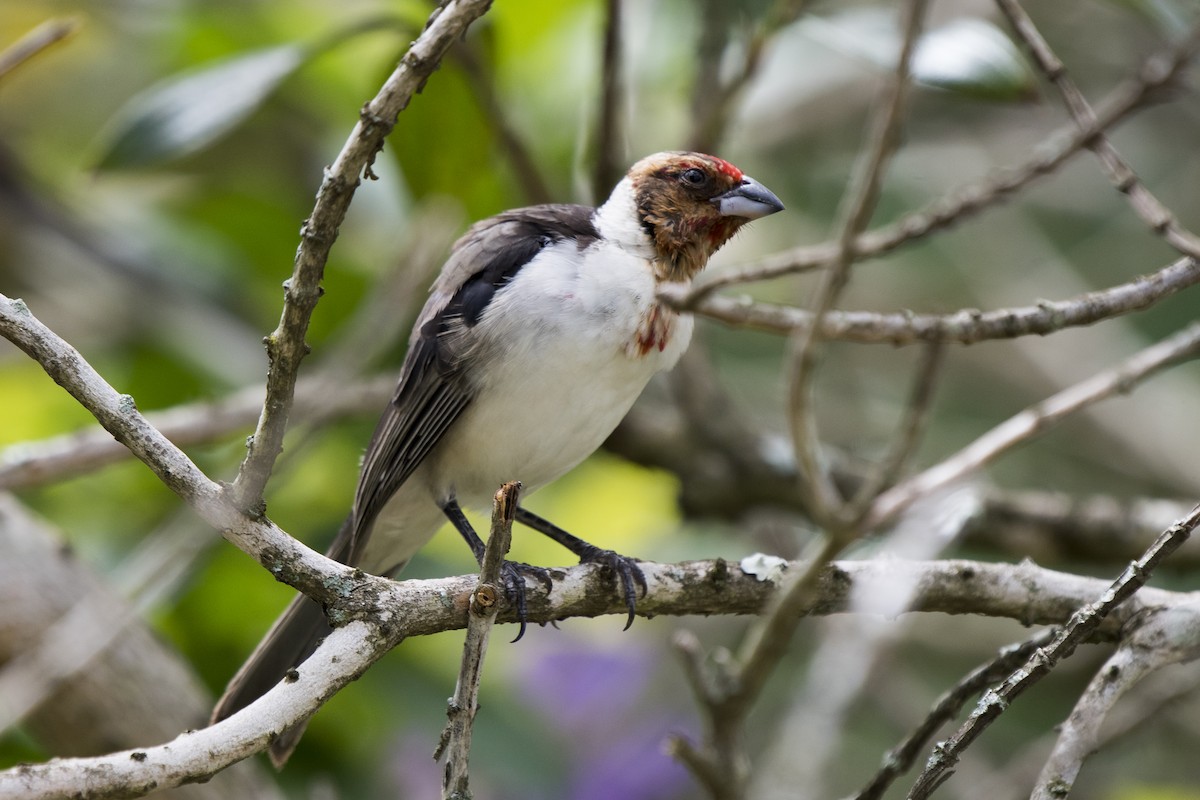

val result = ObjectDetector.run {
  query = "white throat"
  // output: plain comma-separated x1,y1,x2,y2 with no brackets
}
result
593,177,656,261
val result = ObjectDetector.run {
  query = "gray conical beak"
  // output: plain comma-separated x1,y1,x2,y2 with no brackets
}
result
713,176,785,220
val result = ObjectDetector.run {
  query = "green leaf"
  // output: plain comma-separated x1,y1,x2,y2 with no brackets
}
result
93,43,309,170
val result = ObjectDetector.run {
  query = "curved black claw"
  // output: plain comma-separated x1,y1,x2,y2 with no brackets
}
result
499,561,554,642
577,546,647,630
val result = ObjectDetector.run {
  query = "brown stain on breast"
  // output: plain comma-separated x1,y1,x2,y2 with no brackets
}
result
627,304,676,358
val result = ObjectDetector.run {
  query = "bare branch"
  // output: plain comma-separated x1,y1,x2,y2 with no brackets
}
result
905,502,1200,799
852,629,1058,800
1031,599,1200,798
847,339,945,517
996,0,1200,259
868,322,1200,531
0,18,78,81
229,0,496,512
670,254,1200,344
687,21,1200,299
0,374,395,491
438,482,520,797
0,552,1193,798
0,292,377,610
1030,646,1153,799
592,0,624,198
787,0,929,524
687,0,811,155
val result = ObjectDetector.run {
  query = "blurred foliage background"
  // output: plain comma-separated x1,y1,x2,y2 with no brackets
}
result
2,0,1200,798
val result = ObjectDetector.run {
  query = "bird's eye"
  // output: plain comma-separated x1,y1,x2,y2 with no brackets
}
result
680,168,707,186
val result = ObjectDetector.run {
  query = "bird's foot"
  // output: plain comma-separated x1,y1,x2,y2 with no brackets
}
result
499,560,553,642
576,545,648,630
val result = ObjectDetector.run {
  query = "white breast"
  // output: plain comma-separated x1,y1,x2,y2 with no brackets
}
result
358,234,693,575
425,236,692,508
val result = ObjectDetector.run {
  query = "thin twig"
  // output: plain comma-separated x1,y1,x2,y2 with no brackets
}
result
0,18,78,81
867,321,1200,531
0,292,373,608
686,20,1200,300
978,490,1200,567
786,0,929,525
846,339,946,518
668,254,1200,344
592,0,624,197
851,629,1057,800
229,0,496,513
1031,599,1200,798
687,0,811,155
437,481,520,797
0,374,396,491
905,501,1200,799
1029,646,1151,799
0,200,456,493
665,629,745,798
996,0,1200,260
455,41,554,205
669,535,842,800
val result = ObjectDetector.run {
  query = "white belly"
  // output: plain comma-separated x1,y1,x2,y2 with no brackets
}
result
358,239,692,574
428,242,693,506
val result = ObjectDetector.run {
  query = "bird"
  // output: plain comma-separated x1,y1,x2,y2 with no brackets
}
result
211,151,784,766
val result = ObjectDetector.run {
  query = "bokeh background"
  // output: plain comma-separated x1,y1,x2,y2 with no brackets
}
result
3,1,1200,798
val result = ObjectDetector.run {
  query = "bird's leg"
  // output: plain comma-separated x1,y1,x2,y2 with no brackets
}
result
514,506,647,630
440,499,552,642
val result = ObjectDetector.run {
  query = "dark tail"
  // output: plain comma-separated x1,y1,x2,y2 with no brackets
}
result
211,518,358,767
209,590,331,766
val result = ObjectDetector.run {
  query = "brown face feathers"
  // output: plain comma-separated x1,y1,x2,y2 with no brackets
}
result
629,152,752,282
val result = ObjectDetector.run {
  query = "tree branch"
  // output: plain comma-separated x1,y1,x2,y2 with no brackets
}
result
0,292,381,611
996,0,1200,260
786,0,929,525
851,629,1058,800
1031,597,1200,798
905,501,1200,799
668,254,1200,344
0,18,78,81
228,0,496,512
686,19,1200,298
0,374,396,491
868,321,1200,530
2,554,1194,799
437,481,520,798
592,0,624,198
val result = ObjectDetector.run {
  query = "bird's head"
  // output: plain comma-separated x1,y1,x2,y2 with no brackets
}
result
622,151,784,282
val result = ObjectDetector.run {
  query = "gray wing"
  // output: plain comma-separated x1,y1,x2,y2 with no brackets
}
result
335,203,599,567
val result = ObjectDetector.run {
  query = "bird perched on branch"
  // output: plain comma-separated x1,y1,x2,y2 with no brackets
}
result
211,151,784,765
